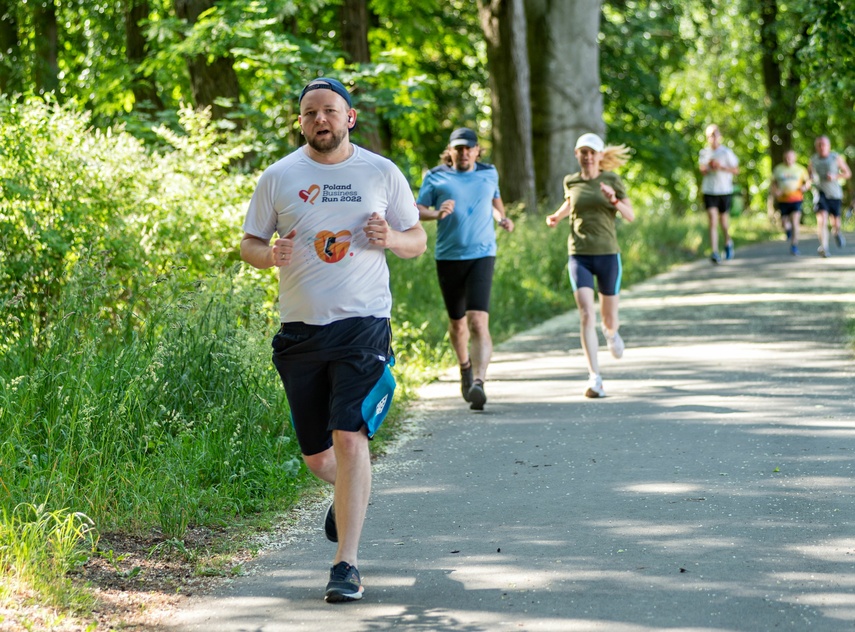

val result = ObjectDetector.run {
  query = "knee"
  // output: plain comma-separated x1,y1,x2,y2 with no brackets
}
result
467,312,490,337
303,449,335,478
448,317,467,336
332,429,369,459
578,306,597,328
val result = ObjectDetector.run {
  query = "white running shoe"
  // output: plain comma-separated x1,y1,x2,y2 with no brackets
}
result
603,326,624,359
585,374,606,398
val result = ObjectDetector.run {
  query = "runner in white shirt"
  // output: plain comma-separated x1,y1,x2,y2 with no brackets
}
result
241,77,426,604
699,124,739,263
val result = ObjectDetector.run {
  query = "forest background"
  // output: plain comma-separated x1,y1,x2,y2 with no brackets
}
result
1,0,854,625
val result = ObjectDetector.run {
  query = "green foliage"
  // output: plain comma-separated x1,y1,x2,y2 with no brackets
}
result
601,1,697,210
0,97,253,349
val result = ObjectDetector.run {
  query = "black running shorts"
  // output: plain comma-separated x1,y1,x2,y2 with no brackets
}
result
435,256,496,320
271,316,395,456
815,192,842,217
703,194,733,214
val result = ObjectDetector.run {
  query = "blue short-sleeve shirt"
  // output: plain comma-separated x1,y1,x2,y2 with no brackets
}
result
417,163,501,261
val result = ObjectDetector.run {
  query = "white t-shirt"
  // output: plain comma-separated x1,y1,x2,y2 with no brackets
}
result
699,145,739,195
243,145,419,325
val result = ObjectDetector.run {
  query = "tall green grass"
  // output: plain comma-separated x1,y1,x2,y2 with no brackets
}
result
1,258,305,538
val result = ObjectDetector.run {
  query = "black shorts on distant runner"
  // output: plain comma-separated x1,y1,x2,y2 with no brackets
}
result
703,193,733,214
815,192,842,217
778,201,803,216
272,316,395,456
436,256,495,320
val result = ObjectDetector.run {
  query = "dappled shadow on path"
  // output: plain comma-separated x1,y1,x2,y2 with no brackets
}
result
168,240,855,632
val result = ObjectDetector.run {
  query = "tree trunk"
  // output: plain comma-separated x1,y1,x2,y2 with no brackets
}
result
340,0,370,65
526,0,603,205
338,0,387,154
0,0,21,95
478,0,537,212
32,0,59,96
758,0,795,167
126,0,164,112
173,0,241,123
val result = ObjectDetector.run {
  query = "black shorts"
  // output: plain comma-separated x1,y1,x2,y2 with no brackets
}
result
568,254,622,296
435,256,496,320
271,316,395,456
704,194,733,214
815,192,842,217
778,201,803,216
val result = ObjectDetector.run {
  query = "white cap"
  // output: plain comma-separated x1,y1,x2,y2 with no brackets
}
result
575,133,604,152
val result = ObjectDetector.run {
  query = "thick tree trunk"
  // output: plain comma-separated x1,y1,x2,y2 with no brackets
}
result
758,0,807,168
526,0,603,205
340,0,370,65
126,0,164,112
759,0,789,167
173,0,241,123
32,0,59,96
338,0,387,154
478,0,537,212
0,0,21,94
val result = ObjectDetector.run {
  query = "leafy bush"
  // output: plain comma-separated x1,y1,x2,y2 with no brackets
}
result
0,97,254,350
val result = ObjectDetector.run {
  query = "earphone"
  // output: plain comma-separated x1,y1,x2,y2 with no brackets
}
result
348,116,353,124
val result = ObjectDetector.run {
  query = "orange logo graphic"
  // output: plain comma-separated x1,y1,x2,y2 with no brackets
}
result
314,230,352,263
299,184,321,204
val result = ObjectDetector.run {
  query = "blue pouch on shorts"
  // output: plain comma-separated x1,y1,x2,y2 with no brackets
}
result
361,356,396,439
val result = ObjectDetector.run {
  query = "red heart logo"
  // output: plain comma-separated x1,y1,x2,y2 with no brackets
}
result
313,230,352,263
299,184,320,204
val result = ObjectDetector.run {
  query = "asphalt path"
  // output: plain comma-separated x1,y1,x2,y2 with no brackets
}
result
166,234,855,632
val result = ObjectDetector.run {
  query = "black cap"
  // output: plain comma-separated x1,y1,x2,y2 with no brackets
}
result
449,127,478,148
299,77,352,108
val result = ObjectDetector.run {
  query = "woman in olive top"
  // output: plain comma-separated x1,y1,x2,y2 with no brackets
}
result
546,133,635,398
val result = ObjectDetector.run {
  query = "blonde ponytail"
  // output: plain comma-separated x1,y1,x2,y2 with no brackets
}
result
600,144,630,171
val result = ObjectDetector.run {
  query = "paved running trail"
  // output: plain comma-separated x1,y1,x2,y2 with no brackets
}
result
166,235,855,632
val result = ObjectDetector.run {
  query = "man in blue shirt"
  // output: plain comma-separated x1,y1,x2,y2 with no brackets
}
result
417,127,514,410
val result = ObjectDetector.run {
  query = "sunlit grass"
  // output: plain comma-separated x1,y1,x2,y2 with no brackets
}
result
0,503,96,610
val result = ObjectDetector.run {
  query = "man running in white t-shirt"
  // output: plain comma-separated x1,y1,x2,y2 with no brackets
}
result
240,77,426,603
699,124,739,263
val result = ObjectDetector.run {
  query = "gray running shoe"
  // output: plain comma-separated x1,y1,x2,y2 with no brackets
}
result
818,246,828,258
835,232,846,248
468,379,487,410
324,561,363,603
710,252,721,264
585,374,606,398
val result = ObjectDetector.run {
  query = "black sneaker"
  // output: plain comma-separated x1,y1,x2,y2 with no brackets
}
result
324,502,337,543
324,561,363,603
460,362,473,402
468,379,487,410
